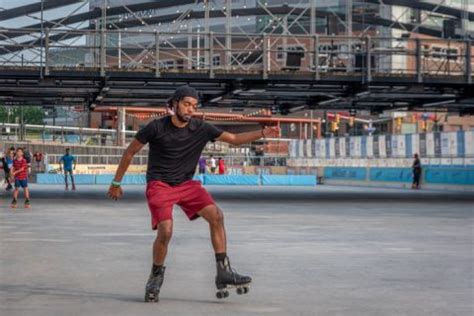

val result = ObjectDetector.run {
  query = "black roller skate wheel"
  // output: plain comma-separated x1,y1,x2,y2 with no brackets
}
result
216,291,224,299
236,287,244,295
243,286,249,294
145,293,158,302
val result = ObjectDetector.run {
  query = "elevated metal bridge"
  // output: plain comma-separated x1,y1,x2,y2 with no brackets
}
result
0,1,472,113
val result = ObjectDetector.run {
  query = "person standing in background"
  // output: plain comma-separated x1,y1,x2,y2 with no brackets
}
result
218,157,226,175
412,153,422,189
198,157,206,174
209,155,217,174
33,151,43,173
59,148,77,191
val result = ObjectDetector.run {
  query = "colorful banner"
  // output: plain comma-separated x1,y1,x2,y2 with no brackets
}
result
345,136,350,157
298,139,304,158
413,133,420,157
379,135,386,158
373,135,379,158
419,133,427,157
340,137,346,158
320,139,326,159
325,138,330,159
361,136,367,158
405,134,412,158
434,132,442,157
329,138,336,158
289,140,297,158
306,140,312,158
285,131,471,161
385,135,392,157
366,135,373,157
457,131,465,157
426,133,435,157
354,137,362,157
466,131,474,157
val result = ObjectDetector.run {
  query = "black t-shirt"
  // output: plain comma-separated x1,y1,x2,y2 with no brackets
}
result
413,158,421,172
135,116,223,185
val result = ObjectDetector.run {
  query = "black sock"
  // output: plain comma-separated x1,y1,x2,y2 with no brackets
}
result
215,253,227,263
152,264,163,275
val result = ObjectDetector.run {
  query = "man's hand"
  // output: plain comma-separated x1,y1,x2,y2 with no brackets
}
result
262,125,280,138
107,185,123,201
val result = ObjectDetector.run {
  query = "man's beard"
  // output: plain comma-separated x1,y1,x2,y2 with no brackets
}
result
176,108,191,123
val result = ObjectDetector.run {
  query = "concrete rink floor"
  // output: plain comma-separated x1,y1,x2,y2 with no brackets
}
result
0,184,473,316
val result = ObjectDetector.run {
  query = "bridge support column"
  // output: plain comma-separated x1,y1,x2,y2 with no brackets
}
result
313,35,320,80
365,36,372,83
44,28,50,76
209,32,214,79
416,39,422,83
117,108,126,147
466,40,472,84
263,34,268,79
155,32,161,78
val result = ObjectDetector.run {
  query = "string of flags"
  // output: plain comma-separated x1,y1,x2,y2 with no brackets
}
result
124,108,269,122
125,111,168,120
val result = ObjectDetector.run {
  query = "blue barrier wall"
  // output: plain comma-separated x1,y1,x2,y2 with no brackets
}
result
424,168,474,185
35,168,474,187
261,175,316,186
37,174,95,184
36,174,313,186
95,174,146,185
369,168,413,183
204,175,260,185
324,167,366,181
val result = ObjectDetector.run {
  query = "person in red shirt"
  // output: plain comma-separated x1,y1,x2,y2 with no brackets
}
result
218,157,226,175
11,147,31,208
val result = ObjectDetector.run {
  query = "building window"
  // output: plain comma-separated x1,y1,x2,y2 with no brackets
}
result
212,55,221,66
192,56,206,68
160,59,175,69
276,45,305,61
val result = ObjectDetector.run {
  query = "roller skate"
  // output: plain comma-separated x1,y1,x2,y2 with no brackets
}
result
215,257,252,299
24,199,31,209
10,198,17,209
144,266,165,303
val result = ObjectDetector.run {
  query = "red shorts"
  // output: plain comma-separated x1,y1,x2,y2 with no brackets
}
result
146,180,215,230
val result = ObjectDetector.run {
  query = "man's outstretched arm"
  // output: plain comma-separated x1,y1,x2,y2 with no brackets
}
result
108,139,145,200
217,126,280,146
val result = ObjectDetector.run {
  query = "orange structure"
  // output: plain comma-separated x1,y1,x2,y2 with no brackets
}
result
93,106,323,140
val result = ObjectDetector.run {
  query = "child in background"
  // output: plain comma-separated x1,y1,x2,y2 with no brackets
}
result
11,148,31,209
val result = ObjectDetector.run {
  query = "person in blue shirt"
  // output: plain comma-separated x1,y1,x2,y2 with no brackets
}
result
59,148,77,191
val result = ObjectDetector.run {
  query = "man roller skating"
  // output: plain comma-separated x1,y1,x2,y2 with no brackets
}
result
108,86,279,302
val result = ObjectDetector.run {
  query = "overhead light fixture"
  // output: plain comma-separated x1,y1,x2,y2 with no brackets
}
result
288,105,306,113
318,98,341,106
210,96,223,103
356,91,370,98
422,100,456,107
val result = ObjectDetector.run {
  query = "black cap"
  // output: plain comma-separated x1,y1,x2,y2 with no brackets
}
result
169,85,199,103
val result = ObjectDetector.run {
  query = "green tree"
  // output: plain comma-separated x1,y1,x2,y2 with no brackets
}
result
0,106,44,124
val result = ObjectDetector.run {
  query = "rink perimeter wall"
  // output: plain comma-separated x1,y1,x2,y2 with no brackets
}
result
36,167,474,191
